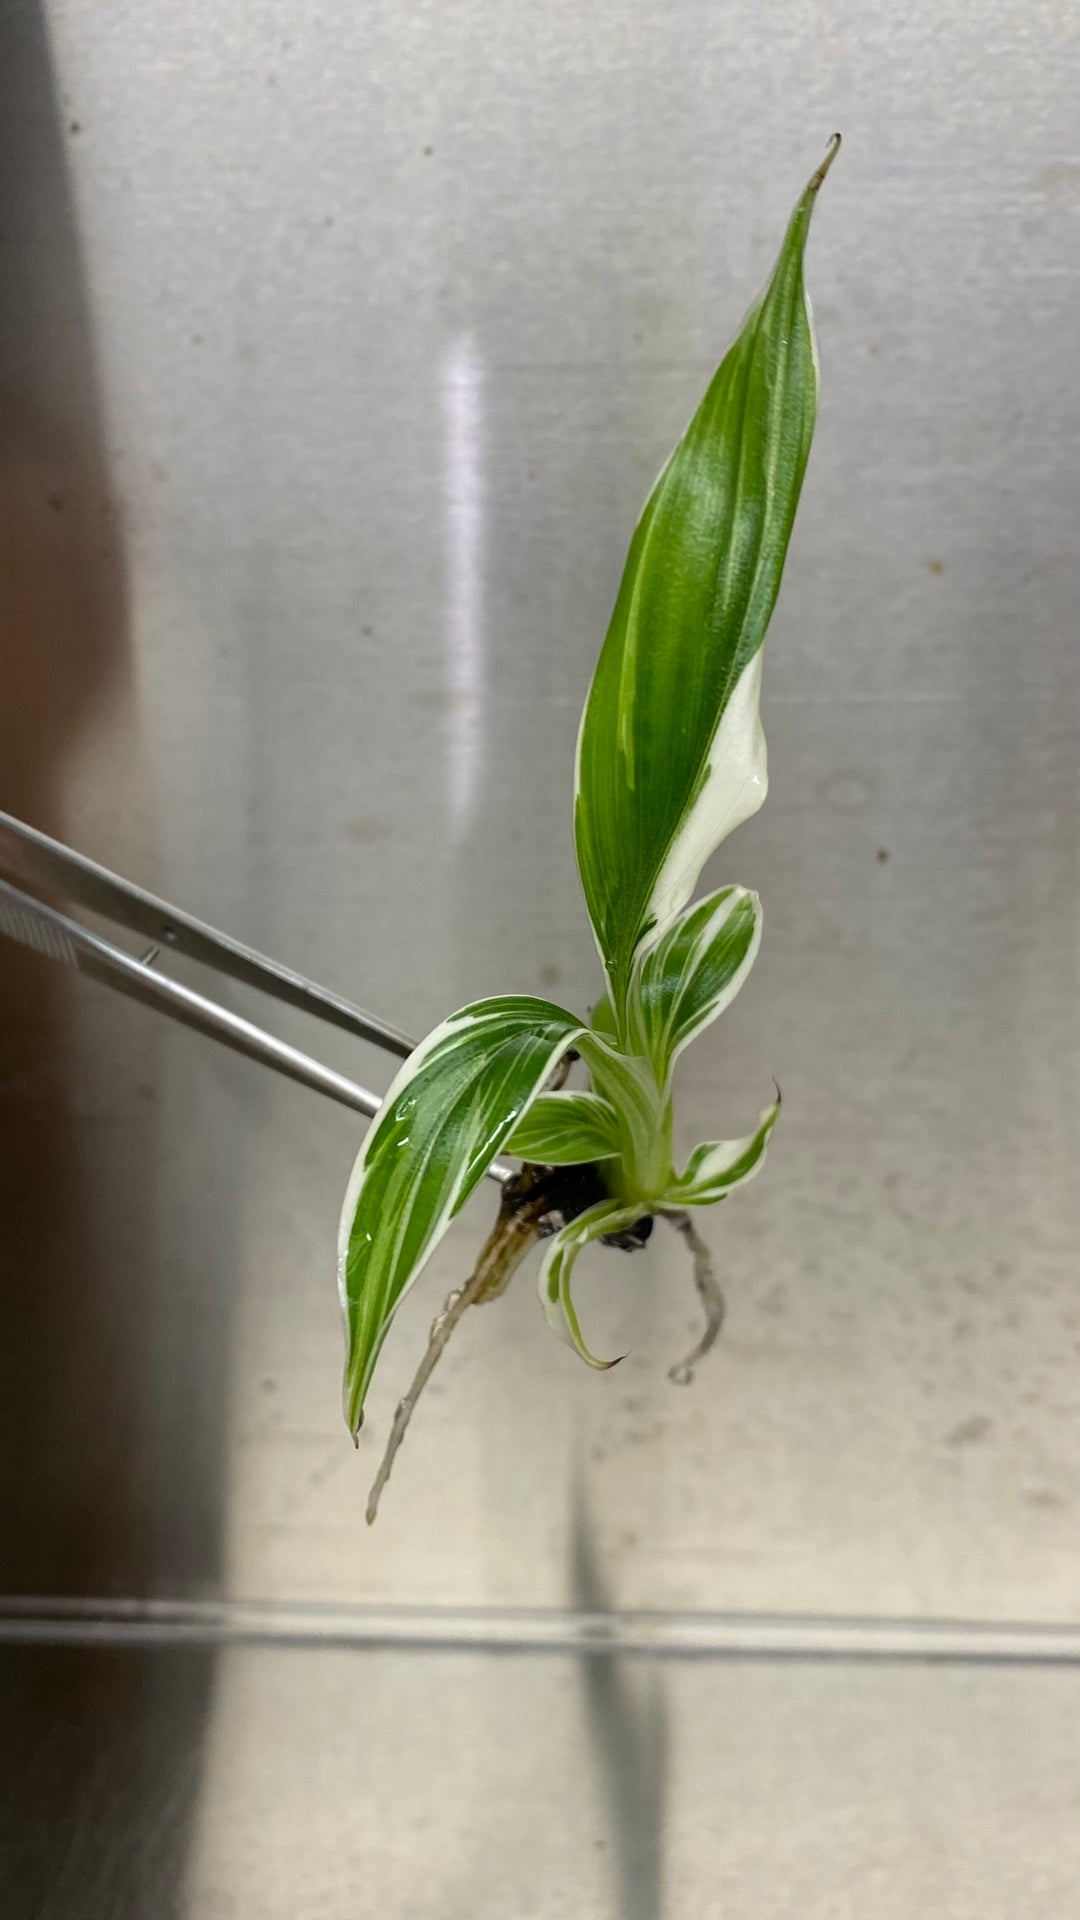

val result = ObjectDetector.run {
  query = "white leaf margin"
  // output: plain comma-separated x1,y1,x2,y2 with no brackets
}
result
504,1088,621,1164
539,1199,646,1368
661,1096,781,1208
630,881,763,1082
338,997,585,1431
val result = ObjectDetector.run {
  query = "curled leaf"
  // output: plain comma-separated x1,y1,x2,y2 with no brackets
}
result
504,1088,621,1164
538,1199,645,1368
660,1097,781,1209
629,883,761,1084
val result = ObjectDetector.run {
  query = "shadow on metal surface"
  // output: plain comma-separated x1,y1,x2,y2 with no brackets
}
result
0,10,219,1916
570,1472,669,1920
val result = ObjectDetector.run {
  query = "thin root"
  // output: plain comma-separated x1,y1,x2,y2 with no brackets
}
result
663,1211,724,1386
365,1183,554,1523
365,1270,486,1524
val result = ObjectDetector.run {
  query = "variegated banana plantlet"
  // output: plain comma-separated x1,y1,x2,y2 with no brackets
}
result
340,137,839,1520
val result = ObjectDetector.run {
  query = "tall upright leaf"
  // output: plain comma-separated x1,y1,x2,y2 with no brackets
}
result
338,996,583,1435
575,138,838,1013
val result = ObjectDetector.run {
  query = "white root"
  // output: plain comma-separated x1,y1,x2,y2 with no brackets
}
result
365,1273,486,1524
365,1193,548,1524
663,1210,725,1386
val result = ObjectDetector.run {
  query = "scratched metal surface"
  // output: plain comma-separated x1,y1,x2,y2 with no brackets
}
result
2,0,1079,1653
3,3,1080,1913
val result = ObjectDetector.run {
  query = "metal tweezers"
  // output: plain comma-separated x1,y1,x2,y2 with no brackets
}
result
0,809,510,1184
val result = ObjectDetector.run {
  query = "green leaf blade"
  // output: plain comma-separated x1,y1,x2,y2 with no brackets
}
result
631,884,762,1085
504,1089,620,1164
538,1198,645,1367
574,140,837,1011
338,995,583,1434
661,1096,781,1208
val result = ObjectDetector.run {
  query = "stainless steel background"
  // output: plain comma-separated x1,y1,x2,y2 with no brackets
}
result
1,0,1078,1911
4,1640,1080,1920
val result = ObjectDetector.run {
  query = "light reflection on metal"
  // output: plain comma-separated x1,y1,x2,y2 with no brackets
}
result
441,331,487,843
3,1595,1080,1664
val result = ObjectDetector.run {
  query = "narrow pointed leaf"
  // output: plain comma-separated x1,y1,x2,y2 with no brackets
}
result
629,884,762,1084
338,995,583,1434
504,1089,620,1164
661,1098,780,1209
539,1199,645,1367
574,139,838,1009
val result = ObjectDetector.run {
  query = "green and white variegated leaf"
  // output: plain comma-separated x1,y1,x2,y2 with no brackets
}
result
576,1029,672,1203
589,990,619,1041
629,884,761,1085
338,995,583,1435
504,1089,620,1164
574,139,838,1012
539,1198,646,1368
661,1098,780,1209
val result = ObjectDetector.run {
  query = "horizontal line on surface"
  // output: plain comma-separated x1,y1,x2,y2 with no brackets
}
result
1,1597,1079,1665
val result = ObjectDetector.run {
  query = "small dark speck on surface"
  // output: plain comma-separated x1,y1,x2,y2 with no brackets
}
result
47,494,64,512
191,333,204,346
261,1378,277,1393
69,119,82,135
876,847,890,863
1023,1488,1064,1510
945,1413,993,1448
361,624,373,636
928,558,945,575
423,144,434,156
540,962,561,987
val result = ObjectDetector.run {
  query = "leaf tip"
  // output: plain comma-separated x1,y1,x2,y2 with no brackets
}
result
809,132,842,196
